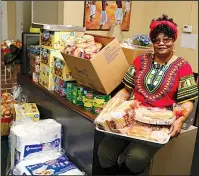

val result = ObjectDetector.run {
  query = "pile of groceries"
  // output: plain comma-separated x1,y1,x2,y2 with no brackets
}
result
95,97,188,144
3,86,84,175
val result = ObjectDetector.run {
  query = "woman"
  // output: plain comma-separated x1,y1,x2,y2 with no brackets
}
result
97,14,198,175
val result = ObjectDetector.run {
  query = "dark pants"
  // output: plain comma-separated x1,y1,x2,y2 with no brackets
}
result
98,136,162,174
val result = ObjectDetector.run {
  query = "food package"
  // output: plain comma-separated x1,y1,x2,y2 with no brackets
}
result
63,35,103,60
14,103,40,122
82,89,95,112
39,63,55,90
135,107,176,125
40,28,84,50
53,75,67,97
10,119,62,167
53,56,74,81
40,47,62,67
126,121,170,143
66,82,75,102
92,94,111,114
13,150,84,175
71,84,84,107
105,100,140,130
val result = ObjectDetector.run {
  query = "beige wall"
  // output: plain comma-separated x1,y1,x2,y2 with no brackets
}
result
61,1,198,73
7,2,16,39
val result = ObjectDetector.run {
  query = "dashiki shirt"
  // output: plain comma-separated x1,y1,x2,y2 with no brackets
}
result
123,53,198,108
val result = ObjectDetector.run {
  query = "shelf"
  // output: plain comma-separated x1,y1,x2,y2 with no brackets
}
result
18,74,97,122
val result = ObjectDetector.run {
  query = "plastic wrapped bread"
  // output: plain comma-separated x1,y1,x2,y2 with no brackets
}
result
135,107,176,125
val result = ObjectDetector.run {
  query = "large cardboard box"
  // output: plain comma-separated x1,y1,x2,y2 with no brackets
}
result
61,35,129,95
122,47,153,66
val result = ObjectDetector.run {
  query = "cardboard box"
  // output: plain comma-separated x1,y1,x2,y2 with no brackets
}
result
40,47,62,67
40,29,84,50
39,63,55,90
53,56,74,81
122,47,153,66
61,35,129,95
14,103,40,122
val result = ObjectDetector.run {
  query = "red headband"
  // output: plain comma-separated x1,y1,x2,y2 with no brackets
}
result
149,20,178,41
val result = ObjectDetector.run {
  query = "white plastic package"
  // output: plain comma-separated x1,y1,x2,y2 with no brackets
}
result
134,107,176,125
13,150,84,175
10,119,62,167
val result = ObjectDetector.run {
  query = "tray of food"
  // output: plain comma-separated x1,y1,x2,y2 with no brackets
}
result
94,98,180,145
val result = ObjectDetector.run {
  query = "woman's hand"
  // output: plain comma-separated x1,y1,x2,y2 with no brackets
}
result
169,118,183,138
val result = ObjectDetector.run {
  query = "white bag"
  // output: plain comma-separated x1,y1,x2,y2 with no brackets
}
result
10,119,62,167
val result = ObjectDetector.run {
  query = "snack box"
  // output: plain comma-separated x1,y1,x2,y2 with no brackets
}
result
40,47,62,67
53,56,74,81
14,103,40,122
40,29,84,50
53,75,67,97
71,84,84,107
39,63,55,90
61,34,129,95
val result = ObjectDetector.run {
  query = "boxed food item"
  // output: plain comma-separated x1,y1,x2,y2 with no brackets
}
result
71,84,84,107
40,47,62,67
39,63,55,90
62,34,129,95
82,89,95,112
53,75,67,97
66,82,75,102
92,94,111,114
14,103,40,122
53,56,74,81
122,47,153,66
40,28,84,50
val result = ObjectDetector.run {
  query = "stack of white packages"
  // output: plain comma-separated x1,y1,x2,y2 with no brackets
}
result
10,119,62,167
13,150,84,175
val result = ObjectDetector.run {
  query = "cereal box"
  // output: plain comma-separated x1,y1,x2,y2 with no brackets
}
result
14,103,40,122
53,56,74,81
39,63,55,90
40,29,84,50
40,47,62,67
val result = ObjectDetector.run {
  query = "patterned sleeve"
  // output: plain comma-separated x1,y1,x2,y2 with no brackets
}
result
122,56,141,89
177,62,198,104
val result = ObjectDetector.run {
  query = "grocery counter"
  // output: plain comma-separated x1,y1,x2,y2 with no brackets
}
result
17,74,100,175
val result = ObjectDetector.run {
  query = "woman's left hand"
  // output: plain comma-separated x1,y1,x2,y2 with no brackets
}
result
169,118,183,138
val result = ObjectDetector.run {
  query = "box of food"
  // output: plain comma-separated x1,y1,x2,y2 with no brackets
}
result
122,47,153,66
14,103,40,122
40,47,62,67
29,52,40,74
40,29,84,50
82,89,95,112
71,84,84,107
53,56,74,81
53,75,67,97
66,82,74,102
39,63,55,90
92,94,111,114
61,34,129,95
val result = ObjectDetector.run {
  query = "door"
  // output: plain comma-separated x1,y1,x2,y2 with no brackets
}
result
1,1,8,40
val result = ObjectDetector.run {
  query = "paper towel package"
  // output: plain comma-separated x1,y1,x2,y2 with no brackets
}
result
13,150,84,175
10,119,62,167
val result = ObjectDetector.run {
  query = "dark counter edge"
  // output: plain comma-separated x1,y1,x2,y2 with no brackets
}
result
17,74,97,122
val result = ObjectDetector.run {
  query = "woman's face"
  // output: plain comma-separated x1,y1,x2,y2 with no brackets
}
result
153,33,174,56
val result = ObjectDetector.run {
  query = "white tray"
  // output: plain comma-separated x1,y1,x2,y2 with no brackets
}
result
96,126,170,146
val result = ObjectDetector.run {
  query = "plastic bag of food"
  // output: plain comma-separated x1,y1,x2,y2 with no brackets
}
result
134,107,176,125
12,150,84,175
